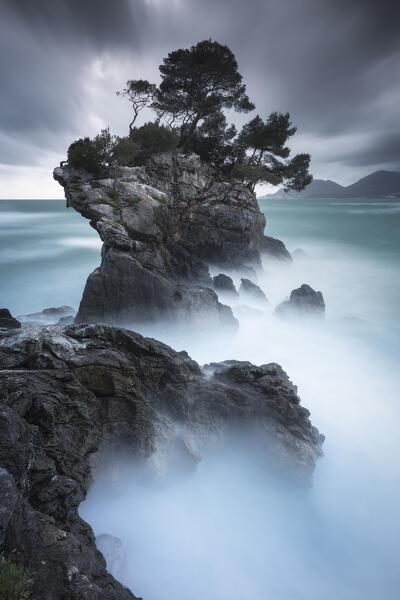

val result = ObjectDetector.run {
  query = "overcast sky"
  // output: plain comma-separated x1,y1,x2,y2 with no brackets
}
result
1,0,399,198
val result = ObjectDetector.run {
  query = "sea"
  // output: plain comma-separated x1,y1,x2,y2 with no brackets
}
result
1,196,399,600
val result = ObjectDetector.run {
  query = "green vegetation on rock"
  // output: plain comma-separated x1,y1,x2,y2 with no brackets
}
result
66,39,311,193
0,559,34,600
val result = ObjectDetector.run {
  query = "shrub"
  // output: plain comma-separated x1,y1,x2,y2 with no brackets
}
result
107,189,119,201
130,122,178,163
0,558,34,600
67,128,113,174
112,136,140,166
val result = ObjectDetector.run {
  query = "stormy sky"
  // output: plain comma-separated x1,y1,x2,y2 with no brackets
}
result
1,0,399,198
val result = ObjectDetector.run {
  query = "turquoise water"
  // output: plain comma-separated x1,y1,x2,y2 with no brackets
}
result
0,200,100,315
2,197,400,599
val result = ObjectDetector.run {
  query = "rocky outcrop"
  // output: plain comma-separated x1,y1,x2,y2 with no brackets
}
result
239,278,269,304
0,308,21,329
18,305,76,325
275,284,325,318
53,153,288,327
212,273,238,296
261,235,292,261
0,323,323,599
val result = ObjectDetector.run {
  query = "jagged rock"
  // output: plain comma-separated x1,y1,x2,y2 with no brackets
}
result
260,235,292,261
58,315,75,325
0,323,323,599
212,273,238,296
239,278,269,304
275,284,325,318
0,308,21,329
18,305,76,325
53,153,281,328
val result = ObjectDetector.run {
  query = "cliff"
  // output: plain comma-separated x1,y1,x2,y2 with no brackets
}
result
0,323,323,599
54,152,290,328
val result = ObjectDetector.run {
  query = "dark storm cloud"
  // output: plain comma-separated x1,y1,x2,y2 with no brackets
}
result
0,0,399,185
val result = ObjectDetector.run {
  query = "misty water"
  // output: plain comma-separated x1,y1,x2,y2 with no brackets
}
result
1,197,399,599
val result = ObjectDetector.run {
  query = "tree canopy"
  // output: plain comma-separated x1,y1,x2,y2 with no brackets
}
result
68,39,312,193
151,40,254,148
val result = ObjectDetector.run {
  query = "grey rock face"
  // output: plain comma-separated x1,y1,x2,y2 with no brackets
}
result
0,468,18,546
239,278,269,304
0,323,323,599
0,308,21,329
212,273,238,296
261,235,292,261
53,153,285,328
275,284,325,318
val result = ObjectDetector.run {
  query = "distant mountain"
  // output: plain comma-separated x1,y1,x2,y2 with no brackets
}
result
260,170,400,199
344,170,400,198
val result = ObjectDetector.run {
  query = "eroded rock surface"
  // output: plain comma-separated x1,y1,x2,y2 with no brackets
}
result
276,284,325,318
0,323,323,599
212,273,238,296
54,153,288,327
0,308,21,329
239,278,269,304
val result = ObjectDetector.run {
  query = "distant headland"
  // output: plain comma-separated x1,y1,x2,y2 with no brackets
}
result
260,170,400,199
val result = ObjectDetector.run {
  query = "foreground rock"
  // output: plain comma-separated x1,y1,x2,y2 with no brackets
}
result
0,323,323,599
212,273,238,296
0,308,21,329
275,284,325,318
54,153,288,327
239,278,269,304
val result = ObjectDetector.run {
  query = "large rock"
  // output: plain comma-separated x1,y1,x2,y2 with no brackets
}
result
53,153,284,327
0,323,323,599
239,278,269,304
212,273,238,296
0,308,21,329
261,235,292,261
275,284,325,318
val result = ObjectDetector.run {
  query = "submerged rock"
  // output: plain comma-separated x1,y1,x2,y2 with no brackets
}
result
0,323,323,599
212,273,238,296
275,284,325,318
0,308,21,329
18,305,76,325
239,278,269,304
53,153,286,328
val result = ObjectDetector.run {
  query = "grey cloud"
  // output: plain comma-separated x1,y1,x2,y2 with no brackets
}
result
0,0,399,182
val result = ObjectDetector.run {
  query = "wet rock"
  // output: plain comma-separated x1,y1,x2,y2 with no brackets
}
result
0,309,21,329
58,315,74,325
239,279,269,304
212,274,238,296
275,284,325,318
18,306,76,325
53,153,283,328
261,235,292,261
0,323,323,599
0,468,18,546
